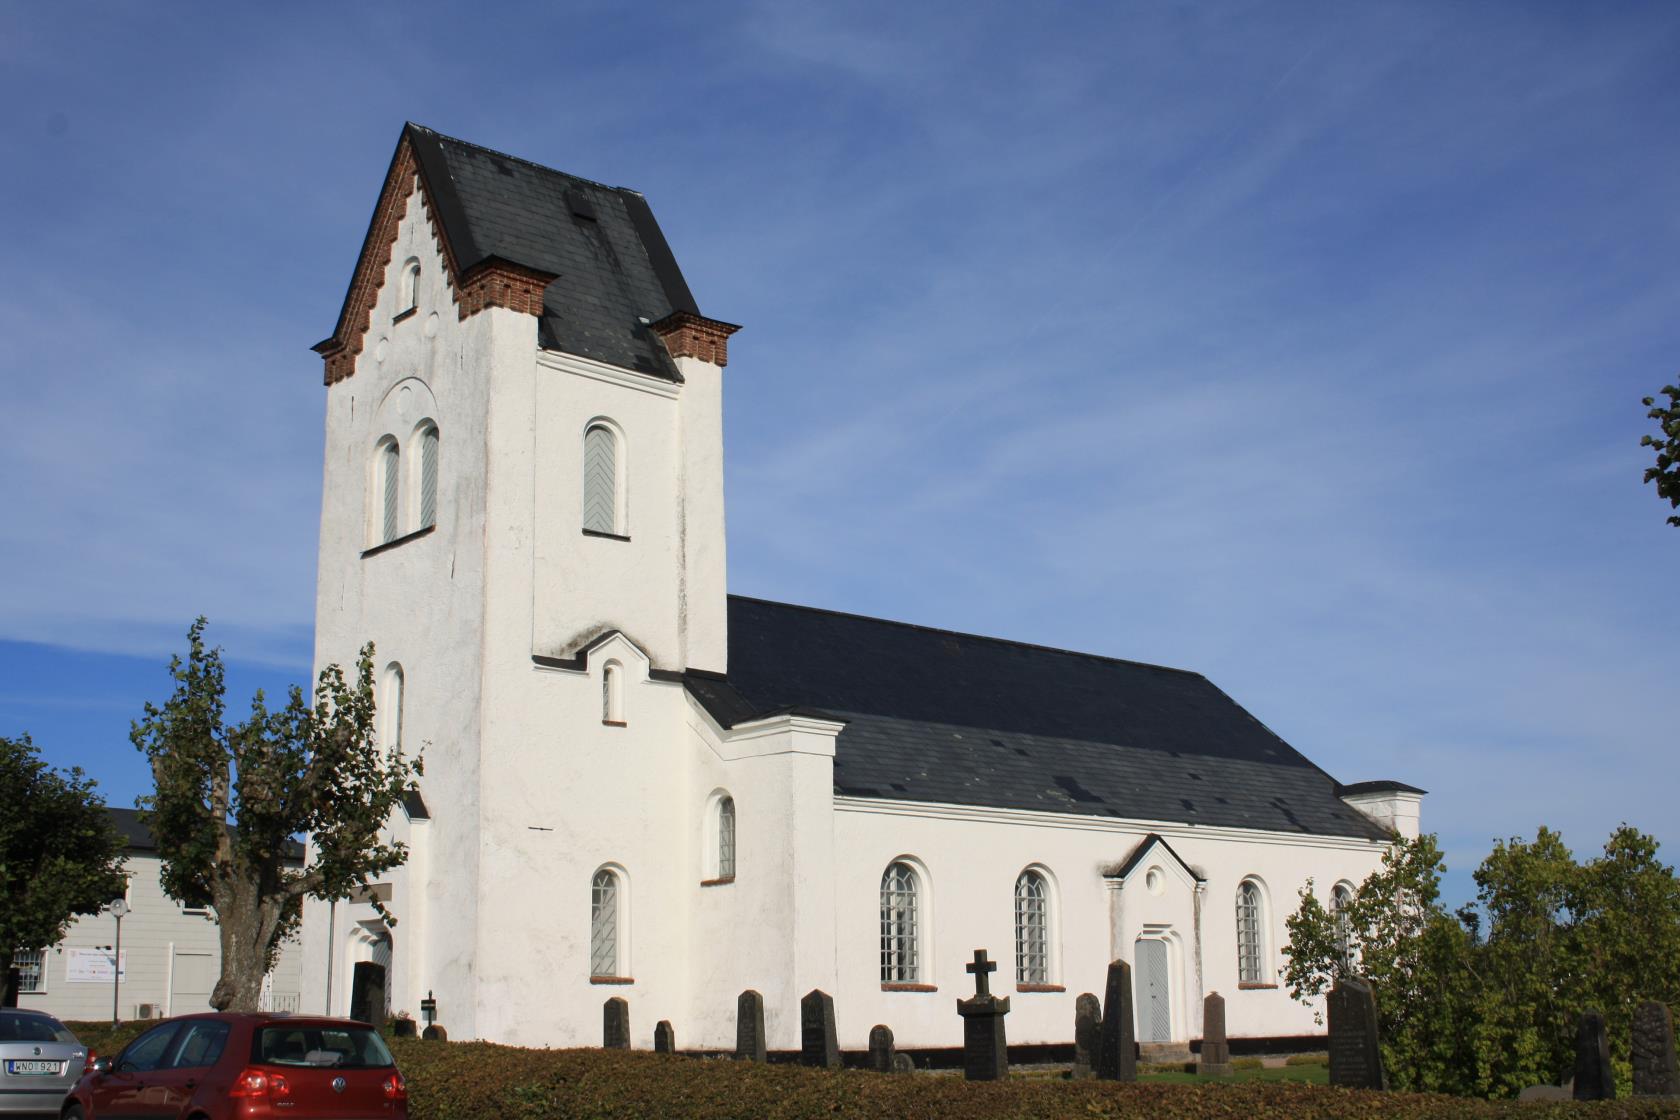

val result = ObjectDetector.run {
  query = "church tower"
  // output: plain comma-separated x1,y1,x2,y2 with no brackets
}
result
299,124,742,1040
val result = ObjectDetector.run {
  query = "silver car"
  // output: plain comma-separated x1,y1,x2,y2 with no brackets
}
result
0,1010,86,1117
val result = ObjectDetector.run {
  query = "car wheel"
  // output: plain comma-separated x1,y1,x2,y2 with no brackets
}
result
62,1106,85,1120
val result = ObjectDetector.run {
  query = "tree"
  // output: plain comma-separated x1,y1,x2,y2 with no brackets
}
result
0,735,127,1005
131,619,421,1011
1642,383,1680,526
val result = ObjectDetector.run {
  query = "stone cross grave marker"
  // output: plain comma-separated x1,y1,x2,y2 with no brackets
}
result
956,948,1010,1081
1072,992,1101,1079
1574,1010,1616,1100
801,989,841,1068
868,1024,896,1073
1200,991,1232,1077
1096,959,1136,1081
735,989,767,1063
603,996,630,1050
654,1019,675,1055
1327,976,1385,1090
1632,1000,1679,1098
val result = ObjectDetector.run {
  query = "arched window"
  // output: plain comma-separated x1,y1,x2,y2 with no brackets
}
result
1014,869,1051,985
377,439,400,543
582,423,619,535
880,861,921,983
1236,879,1266,984
590,868,621,978
602,662,623,724
717,796,736,880
400,258,421,313
1331,883,1354,968
418,424,440,530
381,663,404,751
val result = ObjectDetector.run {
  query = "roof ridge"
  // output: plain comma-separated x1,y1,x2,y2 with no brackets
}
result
406,122,637,197
726,594,1205,679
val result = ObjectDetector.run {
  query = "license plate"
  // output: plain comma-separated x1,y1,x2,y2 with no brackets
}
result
5,1060,63,1075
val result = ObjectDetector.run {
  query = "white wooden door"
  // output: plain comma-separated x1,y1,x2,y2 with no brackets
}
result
1135,938,1172,1041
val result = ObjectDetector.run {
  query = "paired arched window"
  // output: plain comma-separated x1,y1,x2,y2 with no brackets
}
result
582,423,621,535
602,662,623,724
1236,878,1266,984
880,861,921,983
380,663,404,751
400,258,421,313
370,422,441,546
1014,869,1051,985
590,868,622,978
377,439,401,543
716,796,736,880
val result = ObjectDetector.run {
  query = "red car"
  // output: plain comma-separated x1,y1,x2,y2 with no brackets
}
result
62,1014,406,1120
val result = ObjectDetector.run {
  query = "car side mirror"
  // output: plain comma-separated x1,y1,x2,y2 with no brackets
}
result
90,1057,113,1075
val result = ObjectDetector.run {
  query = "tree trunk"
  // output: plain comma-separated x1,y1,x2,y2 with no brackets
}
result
0,948,16,1009
212,891,286,1012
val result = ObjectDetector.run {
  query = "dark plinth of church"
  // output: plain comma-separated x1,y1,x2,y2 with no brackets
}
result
1327,976,1385,1090
1200,991,1232,1077
654,1019,675,1054
1072,992,1101,1079
602,997,630,1050
1574,1010,1616,1100
736,989,767,1062
869,1024,896,1073
801,989,841,1068
956,949,1010,1081
1096,959,1137,1081
1632,1000,1680,1098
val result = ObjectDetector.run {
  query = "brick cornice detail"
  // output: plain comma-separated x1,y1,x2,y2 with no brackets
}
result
456,259,552,320
649,311,742,368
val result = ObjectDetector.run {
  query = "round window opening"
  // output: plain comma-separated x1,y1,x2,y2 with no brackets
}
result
1145,867,1165,895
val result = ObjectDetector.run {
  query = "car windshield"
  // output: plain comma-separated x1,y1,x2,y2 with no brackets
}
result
254,1025,394,1069
0,1012,74,1044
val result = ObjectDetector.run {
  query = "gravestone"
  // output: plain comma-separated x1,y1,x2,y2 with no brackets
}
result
654,1020,676,1055
1632,1000,1679,1097
956,948,1010,1081
892,1052,916,1074
391,1018,417,1039
868,1024,896,1073
801,989,841,1068
735,989,767,1062
603,997,630,1050
1199,991,1232,1077
1327,976,1385,1090
1574,1010,1615,1100
1072,992,1101,1079
421,1024,448,1041
1096,959,1137,1081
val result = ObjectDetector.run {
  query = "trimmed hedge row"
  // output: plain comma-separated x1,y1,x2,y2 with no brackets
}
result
386,1039,1680,1120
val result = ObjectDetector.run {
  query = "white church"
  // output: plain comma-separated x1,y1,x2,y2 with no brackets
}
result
297,123,1424,1055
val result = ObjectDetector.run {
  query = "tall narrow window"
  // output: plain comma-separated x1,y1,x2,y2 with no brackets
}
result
590,868,620,977
401,258,421,313
1014,869,1050,985
418,424,439,528
381,663,404,751
1236,879,1265,984
602,662,623,724
378,440,400,543
1331,884,1354,969
582,423,619,535
717,796,736,880
880,861,920,984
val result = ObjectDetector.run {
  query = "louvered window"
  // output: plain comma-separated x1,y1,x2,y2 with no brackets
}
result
379,441,400,542
582,424,618,534
717,797,736,879
402,259,421,312
880,862,920,983
1015,870,1050,984
1236,880,1264,983
383,664,404,751
591,869,620,977
419,425,439,528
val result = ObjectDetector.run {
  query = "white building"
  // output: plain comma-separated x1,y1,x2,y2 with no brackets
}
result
13,809,303,1024
297,124,1424,1054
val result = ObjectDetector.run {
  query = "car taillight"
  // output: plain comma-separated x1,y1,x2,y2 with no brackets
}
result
383,1071,407,1100
228,1067,291,1099
83,1052,95,1071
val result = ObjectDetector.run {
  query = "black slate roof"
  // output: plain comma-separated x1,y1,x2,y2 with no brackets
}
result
107,808,306,862
687,597,1389,840
404,123,698,378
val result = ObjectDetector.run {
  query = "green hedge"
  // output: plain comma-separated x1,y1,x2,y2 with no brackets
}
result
386,1040,1680,1120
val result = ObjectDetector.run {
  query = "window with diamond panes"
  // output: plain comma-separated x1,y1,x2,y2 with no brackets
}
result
1331,884,1354,969
582,424,618,534
1015,870,1050,984
717,797,736,879
880,862,920,984
1236,880,1264,983
591,869,620,977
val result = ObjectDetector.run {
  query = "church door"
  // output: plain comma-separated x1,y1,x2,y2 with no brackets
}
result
349,962,387,1028
1135,938,1172,1042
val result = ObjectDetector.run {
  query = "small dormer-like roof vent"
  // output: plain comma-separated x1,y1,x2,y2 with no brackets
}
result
566,188,598,222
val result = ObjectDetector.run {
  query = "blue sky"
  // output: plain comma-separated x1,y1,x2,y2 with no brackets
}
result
2,1,1676,909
